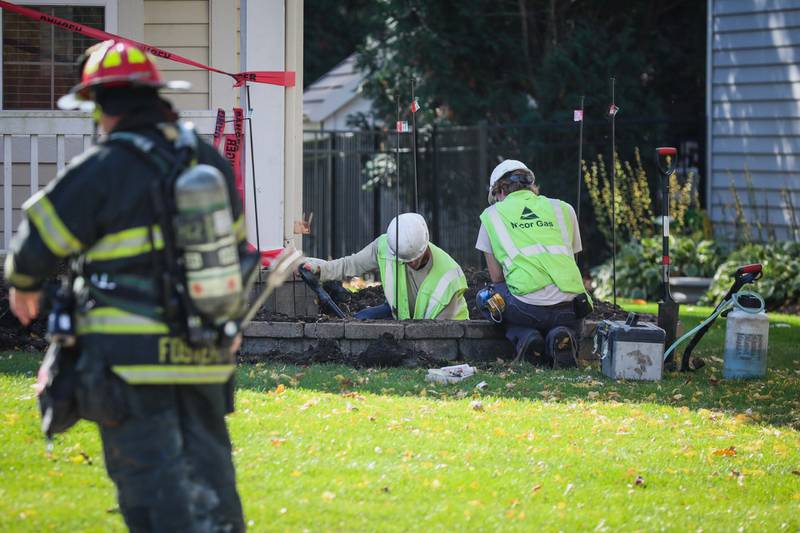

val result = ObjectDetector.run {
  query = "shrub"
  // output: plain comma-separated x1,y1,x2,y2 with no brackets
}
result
700,242,800,309
582,148,702,246
591,235,722,301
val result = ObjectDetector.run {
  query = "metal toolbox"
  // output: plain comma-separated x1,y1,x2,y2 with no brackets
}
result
594,313,666,381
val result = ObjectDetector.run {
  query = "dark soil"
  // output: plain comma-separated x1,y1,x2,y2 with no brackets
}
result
269,268,654,323
0,282,48,352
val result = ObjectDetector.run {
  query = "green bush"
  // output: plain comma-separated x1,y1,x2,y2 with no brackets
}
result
591,235,722,301
699,242,800,309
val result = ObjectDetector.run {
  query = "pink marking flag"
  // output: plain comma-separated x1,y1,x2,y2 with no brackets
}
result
573,109,583,122
410,98,420,113
396,121,410,132
608,104,619,117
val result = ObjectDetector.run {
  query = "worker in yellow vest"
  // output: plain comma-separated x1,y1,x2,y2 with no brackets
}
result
304,213,469,320
475,160,593,368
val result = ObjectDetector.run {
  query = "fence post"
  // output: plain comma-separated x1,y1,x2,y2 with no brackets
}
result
430,125,441,244
326,132,335,259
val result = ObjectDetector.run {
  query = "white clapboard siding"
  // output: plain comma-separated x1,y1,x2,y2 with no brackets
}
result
709,0,800,241
144,0,210,110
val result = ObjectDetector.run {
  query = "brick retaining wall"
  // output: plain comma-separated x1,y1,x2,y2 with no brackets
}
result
242,320,599,363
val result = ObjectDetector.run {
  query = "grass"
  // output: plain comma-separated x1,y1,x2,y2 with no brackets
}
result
0,304,799,531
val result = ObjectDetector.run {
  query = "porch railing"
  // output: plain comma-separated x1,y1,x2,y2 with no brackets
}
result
0,111,216,253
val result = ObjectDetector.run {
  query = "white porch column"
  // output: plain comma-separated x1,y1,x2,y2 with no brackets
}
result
283,0,303,251
241,0,295,251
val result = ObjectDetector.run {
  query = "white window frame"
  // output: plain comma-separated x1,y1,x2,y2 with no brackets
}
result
0,0,118,112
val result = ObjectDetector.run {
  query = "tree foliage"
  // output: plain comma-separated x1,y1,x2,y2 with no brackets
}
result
351,0,705,126
303,0,382,87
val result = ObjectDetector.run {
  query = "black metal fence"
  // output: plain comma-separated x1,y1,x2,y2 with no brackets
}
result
302,118,704,269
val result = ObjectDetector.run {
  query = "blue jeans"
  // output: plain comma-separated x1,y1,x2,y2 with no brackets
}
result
486,283,583,354
355,301,393,320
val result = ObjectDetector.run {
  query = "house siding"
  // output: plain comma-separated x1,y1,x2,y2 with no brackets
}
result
709,0,800,241
144,0,210,110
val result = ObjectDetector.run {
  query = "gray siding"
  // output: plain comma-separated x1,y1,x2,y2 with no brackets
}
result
709,0,800,241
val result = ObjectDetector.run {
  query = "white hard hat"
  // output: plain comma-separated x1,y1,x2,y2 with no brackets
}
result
387,213,429,262
488,159,532,204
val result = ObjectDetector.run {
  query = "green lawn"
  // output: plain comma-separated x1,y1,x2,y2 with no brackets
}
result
1,305,799,531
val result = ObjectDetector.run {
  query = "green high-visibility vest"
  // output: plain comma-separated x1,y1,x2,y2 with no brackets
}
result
376,235,469,319
480,190,587,298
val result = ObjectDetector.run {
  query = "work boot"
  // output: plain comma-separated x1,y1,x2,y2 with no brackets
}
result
511,329,546,365
546,327,578,369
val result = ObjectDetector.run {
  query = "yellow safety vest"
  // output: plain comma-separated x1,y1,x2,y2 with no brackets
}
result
375,235,468,319
479,190,588,299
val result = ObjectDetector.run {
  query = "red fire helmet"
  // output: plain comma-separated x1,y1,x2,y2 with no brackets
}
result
58,40,189,111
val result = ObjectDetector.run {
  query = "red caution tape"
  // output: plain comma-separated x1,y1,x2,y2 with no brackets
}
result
0,0,295,87
233,108,245,144
212,108,226,149
223,134,244,202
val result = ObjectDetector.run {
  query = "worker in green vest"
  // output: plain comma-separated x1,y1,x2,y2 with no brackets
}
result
303,213,469,320
475,160,593,368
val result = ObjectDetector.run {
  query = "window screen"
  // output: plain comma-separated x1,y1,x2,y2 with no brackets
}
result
3,5,104,109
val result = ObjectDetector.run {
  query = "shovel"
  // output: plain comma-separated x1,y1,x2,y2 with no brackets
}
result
655,147,680,365
297,266,347,319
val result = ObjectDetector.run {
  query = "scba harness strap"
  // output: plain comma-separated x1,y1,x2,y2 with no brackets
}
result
103,125,244,349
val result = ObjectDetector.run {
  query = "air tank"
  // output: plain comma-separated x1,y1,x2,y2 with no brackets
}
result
173,164,242,322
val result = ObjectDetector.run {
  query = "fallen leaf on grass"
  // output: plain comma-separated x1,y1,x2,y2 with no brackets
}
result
791,470,800,476
271,438,286,447
275,384,286,394
634,476,645,487
531,484,542,494
712,446,736,457
69,452,92,465
321,491,336,501
470,400,484,411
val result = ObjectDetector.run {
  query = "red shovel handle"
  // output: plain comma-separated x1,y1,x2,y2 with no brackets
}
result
735,263,762,276
655,146,678,176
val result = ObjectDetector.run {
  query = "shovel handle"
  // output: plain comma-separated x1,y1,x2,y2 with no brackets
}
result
735,263,762,277
655,147,678,177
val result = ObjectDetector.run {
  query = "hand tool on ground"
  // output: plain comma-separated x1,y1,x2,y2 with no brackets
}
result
297,265,347,318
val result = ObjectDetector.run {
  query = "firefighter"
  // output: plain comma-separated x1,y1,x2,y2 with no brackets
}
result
303,213,469,320
5,40,246,531
474,160,592,368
